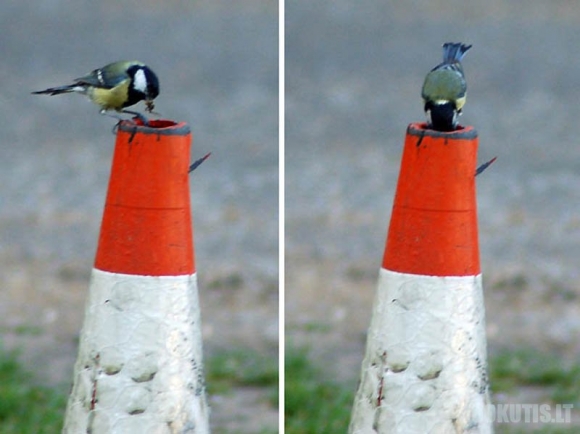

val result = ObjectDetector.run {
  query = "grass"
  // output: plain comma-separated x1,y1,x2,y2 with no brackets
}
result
490,347,580,407
0,346,278,433
285,345,580,434
205,347,279,406
204,347,279,434
285,347,354,433
3,341,578,433
0,349,67,434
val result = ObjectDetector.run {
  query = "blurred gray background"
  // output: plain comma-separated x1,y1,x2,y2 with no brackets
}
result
286,0,580,427
0,0,278,431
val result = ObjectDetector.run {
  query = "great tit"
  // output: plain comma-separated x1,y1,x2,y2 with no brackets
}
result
421,43,471,131
32,61,159,123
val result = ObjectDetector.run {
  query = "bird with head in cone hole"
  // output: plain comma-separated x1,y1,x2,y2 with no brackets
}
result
422,42,471,132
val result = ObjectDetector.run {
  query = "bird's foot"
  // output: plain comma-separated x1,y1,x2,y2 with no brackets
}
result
100,109,151,127
120,110,150,126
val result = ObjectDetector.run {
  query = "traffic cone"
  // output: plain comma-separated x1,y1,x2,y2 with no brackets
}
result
349,123,493,434
63,119,210,433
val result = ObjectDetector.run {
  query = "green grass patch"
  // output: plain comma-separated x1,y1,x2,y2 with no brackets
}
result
285,346,580,433
0,346,279,433
300,322,332,333
206,348,278,406
285,346,354,434
0,325,43,336
490,347,580,406
0,348,67,434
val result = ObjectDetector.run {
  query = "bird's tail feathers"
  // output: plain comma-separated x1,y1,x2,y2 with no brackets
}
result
32,84,84,96
442,42,472,63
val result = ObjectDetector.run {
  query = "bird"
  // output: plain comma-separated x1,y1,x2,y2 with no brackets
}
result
32,61,159,124
421,43,471,131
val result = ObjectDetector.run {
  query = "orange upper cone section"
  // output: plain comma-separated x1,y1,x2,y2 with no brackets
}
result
382,123,480,276
94,120,195,276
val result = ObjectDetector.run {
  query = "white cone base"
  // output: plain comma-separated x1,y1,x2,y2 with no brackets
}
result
63,269,210,434
349,269,492,434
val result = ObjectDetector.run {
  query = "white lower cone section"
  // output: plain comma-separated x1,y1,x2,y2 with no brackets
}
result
63,269,210,434
349,269,493,434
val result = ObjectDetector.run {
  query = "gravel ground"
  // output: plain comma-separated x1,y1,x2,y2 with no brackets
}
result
286,0,580,429
0,1,278,432
5,0,580,431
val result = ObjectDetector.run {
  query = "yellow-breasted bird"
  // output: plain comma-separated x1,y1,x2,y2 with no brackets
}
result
421,43,471,131
32,61,159,123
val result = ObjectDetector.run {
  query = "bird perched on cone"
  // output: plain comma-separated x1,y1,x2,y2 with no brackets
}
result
32,61,159,124
421,43,471,131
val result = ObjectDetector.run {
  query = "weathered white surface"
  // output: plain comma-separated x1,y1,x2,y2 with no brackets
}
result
63,269,210,434
349,269,492,434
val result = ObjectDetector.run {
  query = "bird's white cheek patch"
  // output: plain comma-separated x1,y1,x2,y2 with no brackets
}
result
133,69,147,93
97,69,105,86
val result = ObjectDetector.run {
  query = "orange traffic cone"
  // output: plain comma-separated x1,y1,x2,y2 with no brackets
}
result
63,120,210,433
349,123,493,434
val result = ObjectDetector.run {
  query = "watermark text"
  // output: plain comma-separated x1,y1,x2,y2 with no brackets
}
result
490,404,574,424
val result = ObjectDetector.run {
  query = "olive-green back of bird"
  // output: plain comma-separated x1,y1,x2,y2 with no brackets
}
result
421,68,467,109
75,61,145,89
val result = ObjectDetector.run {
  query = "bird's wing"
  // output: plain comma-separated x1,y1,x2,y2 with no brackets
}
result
74,68,128,89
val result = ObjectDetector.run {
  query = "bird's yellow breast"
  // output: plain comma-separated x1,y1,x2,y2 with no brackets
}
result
87,79,130,111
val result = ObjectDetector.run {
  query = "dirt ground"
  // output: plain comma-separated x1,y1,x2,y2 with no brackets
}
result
286,0,580,430
0,1,278,432
5,0,580,432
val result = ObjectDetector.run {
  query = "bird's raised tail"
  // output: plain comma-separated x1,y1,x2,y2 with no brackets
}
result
32,84,83,96
442,42,472,63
